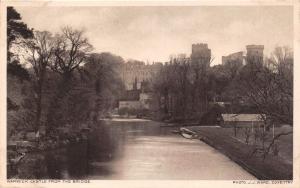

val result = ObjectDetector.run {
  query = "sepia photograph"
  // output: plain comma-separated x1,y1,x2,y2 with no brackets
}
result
1,0,298,186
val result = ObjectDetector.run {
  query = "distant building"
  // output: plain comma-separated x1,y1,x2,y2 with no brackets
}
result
139,93,152,109
221,114,265,127
120,89,140,101
246,45,264,64
209,101,231,108
118,61,162,90
221,45,264,66
222,51,245,67
170,53,188,64
119,101,142,110
191,43,211,68
118,81,156,111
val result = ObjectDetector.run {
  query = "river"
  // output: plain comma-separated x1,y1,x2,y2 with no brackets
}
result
14,119,256,180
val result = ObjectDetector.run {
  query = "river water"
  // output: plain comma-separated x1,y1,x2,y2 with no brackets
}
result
14,119,255,180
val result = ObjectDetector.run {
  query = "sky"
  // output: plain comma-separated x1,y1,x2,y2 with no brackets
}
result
15,6,293,65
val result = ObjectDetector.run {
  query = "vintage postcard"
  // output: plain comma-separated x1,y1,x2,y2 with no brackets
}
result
0,0,299,187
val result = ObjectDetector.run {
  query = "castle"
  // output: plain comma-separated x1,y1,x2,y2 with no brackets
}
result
118,43,265,113
119,44,264,92
222,51,244,66
119,60,163,90
222,45,264,66
119,43,214,91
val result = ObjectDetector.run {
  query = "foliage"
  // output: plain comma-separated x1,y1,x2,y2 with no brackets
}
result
199,104,223,125
45,27,93,131
7,97,19,111
7,7,33,61
7,60,30,81
79,53,125,120
7,78,36,139
153,56,214,120
118,107,129,116
7,25,97,135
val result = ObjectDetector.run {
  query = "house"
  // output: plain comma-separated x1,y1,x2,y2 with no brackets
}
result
221,114,265,127
119,100,142,110
118,80,155,111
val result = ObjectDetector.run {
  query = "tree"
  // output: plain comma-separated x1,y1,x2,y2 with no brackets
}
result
153,55,217,121
46,27,93,131
267,46,293,124
7,60,30,81
209,64,231,102
7,7,33,62
190,56,214,117
49,52,125,127
152,62,176,116
235,46,293,125
25,31,55,133
82,53,125,121
50,27,93,81
234,46,293,159
172,58,190,118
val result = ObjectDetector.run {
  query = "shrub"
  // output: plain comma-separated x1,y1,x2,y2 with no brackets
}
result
7,60,30,81
118,107,129,115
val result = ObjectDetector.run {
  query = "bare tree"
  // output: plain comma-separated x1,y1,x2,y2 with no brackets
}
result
25,31,54,133
50,27,93,81
267,46,293,124
46,27,93,131
236,46,293,159
235,47,293,126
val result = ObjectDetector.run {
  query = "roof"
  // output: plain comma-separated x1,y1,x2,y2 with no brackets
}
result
221,114,265,122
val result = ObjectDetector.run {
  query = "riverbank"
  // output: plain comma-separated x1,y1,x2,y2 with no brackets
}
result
7,127,91,178
186,126,292,180
8,141,89,179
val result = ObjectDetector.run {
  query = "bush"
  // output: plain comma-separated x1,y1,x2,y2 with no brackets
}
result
118,107,129,115
7,60,30,81
127,108,137,116
199,104,224,125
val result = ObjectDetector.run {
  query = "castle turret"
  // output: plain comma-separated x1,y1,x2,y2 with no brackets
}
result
191,43,211,68
246,45,264,64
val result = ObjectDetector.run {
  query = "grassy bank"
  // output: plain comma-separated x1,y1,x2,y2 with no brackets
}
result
186,126,292,180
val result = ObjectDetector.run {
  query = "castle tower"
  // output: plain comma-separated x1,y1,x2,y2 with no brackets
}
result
190,43,211,68
246,45,264,64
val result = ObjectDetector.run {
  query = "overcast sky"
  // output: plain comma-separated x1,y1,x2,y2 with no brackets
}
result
16,6,293,65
